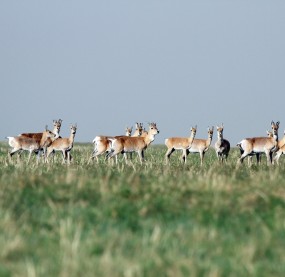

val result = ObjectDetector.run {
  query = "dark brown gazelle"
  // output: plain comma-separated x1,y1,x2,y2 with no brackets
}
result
214,124,230,163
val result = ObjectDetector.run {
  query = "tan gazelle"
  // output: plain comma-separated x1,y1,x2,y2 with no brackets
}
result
47,124,77,164
273,130,285,165
237,120,280,165
214,124,230,162
165,126,197,164
107,122,159,164
6,126,56,163
187,126,214,165
243,130,273,166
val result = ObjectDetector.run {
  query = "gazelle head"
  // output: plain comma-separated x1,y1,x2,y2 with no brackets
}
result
208,126,214,138
148,122,159,135
266,130,273,138
191,126,197,137
125,127,133,136
271,121,280,136
132,122,144,137
216,124,224,139
70,124,77,135
43,125,57,139
53,119,63,136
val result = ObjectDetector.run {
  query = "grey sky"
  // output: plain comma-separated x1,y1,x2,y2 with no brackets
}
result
1,1,285,145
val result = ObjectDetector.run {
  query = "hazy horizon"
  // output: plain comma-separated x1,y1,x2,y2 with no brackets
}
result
1,1,285,145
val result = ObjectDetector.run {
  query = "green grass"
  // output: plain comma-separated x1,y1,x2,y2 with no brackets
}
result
1,142,285,276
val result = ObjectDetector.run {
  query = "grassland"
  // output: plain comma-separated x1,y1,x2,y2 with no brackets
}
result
1,142,285,277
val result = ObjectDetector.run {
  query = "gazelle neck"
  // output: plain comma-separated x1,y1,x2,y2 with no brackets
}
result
273,133,278,146
69,131,76,145
217,132,223,142
207,134,213,147
278,133,285,147
144,133,155,145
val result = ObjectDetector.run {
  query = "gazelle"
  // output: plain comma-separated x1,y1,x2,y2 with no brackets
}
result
187,126,214,165
125,126,133,137
242,130,273,166
237,121,280,165
6,126,56,163
107,122,159,164
273,130,285,165
165,126,197,164
214,124,230,162
46,124,77,164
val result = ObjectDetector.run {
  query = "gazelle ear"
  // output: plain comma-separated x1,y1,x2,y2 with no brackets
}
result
45,125,48,131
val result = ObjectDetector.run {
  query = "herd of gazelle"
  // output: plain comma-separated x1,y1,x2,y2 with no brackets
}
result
5,120,285,165
6,119,77,164
91,122,159,164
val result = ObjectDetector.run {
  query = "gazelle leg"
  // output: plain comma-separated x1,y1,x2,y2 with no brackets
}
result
274,151,282,165
239,152,250,164
9,148,20,161
200,151,205,165
165,148,175,163
265,151,272,165
181,149,187,163
137,150,143,164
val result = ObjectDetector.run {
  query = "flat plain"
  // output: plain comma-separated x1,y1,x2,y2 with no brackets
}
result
1,142,285,277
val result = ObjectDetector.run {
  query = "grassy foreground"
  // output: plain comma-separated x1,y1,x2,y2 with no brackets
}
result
0,142,285,277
